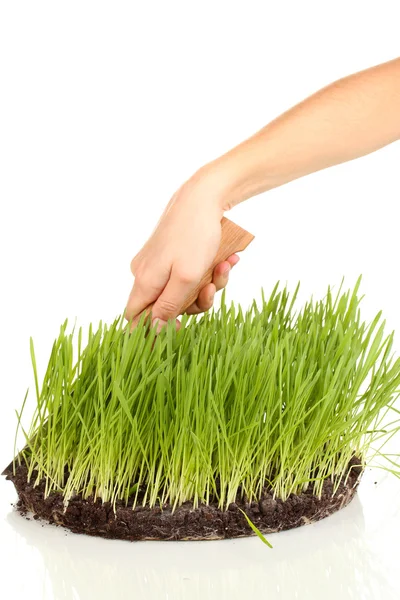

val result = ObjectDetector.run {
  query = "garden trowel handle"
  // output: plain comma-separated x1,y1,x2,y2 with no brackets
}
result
142,217,255,320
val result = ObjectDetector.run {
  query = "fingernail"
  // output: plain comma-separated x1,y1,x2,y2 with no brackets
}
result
222,267,230,278
152,318,167,333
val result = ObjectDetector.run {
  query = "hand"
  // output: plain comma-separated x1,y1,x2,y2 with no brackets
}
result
125,173,236,330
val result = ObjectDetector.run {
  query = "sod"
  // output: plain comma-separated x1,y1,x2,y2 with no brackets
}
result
3,279,400,542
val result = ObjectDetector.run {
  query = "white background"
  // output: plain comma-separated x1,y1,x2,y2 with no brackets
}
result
0,1,399,599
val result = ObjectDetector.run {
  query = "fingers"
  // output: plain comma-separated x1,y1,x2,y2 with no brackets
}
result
212,261,231,292
151,266,202,327
153,317,182,334
186,283,216,315
185,254,240,315
125,285,152,323
227,253,240,268
127,253,241,328
212,254,240,291
125,270,167,323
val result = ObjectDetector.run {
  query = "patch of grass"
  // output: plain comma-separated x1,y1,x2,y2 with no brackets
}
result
13,278,400,513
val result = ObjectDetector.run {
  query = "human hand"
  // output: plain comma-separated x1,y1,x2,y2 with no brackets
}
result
125,173,237,330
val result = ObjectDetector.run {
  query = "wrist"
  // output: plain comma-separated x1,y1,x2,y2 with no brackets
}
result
192,139,272,212
189,158,243,213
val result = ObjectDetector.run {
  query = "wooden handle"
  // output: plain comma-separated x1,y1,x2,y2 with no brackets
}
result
142,217,254,319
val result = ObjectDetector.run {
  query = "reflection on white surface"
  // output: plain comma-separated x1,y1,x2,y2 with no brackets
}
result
1,468,400,600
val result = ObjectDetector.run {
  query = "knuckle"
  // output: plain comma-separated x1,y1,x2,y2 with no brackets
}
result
158,298,179,315
176,268,199,285
130,255,141,275
134,268,152,289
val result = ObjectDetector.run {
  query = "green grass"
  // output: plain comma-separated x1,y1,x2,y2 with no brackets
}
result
13,278,400,513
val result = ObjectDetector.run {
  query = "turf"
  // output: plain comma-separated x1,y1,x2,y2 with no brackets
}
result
13,278,400,512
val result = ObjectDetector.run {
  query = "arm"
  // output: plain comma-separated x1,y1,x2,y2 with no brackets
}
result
126,58,400,327
206,57,400,210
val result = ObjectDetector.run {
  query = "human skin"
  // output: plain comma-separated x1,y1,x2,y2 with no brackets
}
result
125,57,400,330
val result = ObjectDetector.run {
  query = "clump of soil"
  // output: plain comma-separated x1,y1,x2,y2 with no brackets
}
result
3,458,362,541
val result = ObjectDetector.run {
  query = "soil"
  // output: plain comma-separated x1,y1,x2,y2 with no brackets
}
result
2,457,362,541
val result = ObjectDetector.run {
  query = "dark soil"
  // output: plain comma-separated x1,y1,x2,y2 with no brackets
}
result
2,457,362,541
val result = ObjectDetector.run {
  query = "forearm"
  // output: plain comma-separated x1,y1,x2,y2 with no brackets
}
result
199,57,400,209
